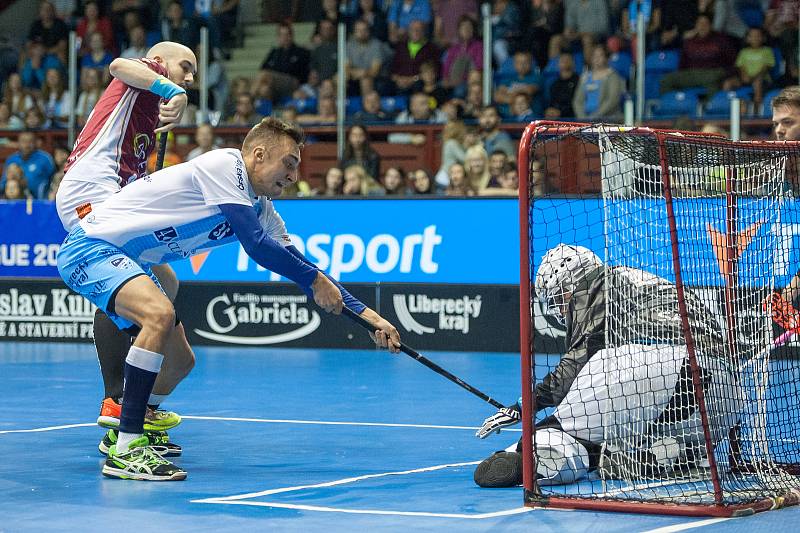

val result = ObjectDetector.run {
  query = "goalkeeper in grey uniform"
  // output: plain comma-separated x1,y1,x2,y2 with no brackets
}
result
474,244,742,488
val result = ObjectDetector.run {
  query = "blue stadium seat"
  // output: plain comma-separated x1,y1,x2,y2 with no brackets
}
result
649,91,700,118
739,5,764,28
645,50,680,73
762,88,783,117
609,51,632,80
772,46,784,80
573,51,584,73
643,50,681,100
346,96,362,115
381,95,408,113
255,99,272,116
288,98,317,114
703,88,753,117
543,56,560,92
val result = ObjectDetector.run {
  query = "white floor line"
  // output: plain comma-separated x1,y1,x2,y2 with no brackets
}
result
0,422,96,435
193,460,483,502
195,499,535,520
638,517,732,533
0,416,521,435
181,415,522,432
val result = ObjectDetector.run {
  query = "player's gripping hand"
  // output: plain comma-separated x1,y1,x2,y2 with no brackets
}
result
476,403,522,439
363,310,401,353
311,272,343,314
155,93,189,133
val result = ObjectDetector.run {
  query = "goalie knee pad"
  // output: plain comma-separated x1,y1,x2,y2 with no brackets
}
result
535,428,589,486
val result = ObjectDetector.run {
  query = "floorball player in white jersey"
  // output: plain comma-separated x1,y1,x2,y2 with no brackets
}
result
473,244,742,488
56,41,196,456
57,117,402,481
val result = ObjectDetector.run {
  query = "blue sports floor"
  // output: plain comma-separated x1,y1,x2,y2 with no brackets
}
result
1,342,799,532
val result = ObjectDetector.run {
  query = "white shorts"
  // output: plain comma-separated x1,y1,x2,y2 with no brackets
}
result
56,175,120,231
554,344,742,447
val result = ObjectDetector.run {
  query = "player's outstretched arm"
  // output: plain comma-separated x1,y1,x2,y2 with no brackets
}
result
219,203,320,291
284,245,401,353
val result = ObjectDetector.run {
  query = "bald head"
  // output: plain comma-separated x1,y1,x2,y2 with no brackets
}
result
147,41,197,87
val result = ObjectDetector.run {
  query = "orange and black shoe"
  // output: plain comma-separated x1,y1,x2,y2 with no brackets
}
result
97,397,182,432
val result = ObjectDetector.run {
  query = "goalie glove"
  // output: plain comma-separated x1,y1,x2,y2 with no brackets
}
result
765,291,800,331
476,403,522,439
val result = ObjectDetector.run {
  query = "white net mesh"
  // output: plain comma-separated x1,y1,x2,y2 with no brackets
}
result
525,123,800,512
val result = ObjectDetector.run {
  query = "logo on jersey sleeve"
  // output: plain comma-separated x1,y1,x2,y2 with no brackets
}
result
154,227,178,241
110,257,133,269
208,221,233,241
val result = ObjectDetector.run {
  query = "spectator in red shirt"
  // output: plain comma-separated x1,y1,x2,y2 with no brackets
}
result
432,0,478,48
390,20,441,95
76,1,116,55
659,14,736,95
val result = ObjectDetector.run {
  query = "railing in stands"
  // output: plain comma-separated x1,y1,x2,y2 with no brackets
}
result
0,119,777,191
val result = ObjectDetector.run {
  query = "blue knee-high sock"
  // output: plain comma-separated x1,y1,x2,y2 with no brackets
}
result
119,346,164,435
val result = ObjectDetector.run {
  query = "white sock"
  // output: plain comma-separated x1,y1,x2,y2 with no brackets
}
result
116,431,141,453
148,393,167,406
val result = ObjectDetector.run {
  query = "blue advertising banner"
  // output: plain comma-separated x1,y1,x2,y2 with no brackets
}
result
0,199,521,283
4,197,799,287
0,200,66,278
169,198,521,283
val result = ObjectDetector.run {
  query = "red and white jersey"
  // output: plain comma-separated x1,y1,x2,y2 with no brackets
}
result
63,58,166,187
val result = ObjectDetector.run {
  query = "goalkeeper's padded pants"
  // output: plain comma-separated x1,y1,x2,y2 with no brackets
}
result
507,344,743,486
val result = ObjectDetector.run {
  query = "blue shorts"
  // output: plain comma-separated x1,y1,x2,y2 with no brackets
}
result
57,227,162,332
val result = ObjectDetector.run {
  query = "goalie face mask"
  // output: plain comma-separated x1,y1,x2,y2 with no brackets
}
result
535,244,602,325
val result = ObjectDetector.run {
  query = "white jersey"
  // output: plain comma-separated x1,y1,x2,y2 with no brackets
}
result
78,148,292,266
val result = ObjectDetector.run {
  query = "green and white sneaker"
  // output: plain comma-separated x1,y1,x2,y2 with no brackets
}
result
97,398,182,432
102,436,187,481
99,429,182,457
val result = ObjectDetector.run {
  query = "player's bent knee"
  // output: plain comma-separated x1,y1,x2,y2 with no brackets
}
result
142,303,176,335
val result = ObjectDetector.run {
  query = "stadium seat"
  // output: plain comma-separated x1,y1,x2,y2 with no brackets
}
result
609,50,632,81
380,95,408,113
287,98,317,114
648,91,700,118
703,88,753,117
772,46,784,80
762,88,783,117
645,50,680,73
543,56,560,93
255,99,272,116
643,50,681,100
345,97,362,115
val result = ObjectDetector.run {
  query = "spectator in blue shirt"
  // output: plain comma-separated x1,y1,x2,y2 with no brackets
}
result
494,50,543,115
21,39,64,90
479,105,516,159
388,0,432,43
1,131,56,199
81,32,114,84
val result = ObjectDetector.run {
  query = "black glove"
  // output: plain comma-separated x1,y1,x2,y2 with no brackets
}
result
475,403,522,439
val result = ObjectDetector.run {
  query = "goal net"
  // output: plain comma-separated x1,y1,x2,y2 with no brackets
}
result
519,121,800,516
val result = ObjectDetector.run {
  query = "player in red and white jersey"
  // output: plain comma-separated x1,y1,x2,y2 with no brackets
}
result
55,41,197,457
57,41,196,229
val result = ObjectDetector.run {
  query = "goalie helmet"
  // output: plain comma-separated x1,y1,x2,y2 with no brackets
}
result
535,244,602,325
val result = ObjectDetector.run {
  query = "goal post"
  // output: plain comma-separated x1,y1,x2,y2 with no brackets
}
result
518,121,800,517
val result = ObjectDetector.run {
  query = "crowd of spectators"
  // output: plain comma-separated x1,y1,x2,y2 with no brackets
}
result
1,0,798,200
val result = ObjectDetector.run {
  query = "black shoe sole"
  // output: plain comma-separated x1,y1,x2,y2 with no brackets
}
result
474,451,523,488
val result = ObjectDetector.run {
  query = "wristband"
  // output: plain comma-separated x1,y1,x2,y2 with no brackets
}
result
149,76,186,100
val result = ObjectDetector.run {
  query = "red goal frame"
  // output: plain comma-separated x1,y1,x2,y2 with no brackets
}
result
516,121,800,517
